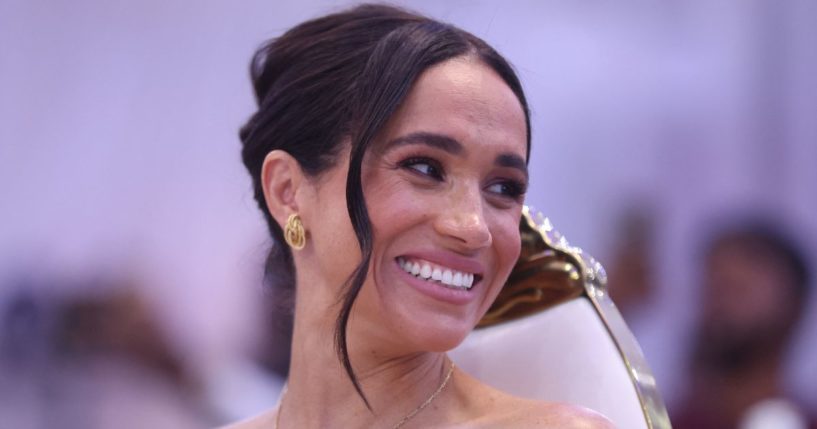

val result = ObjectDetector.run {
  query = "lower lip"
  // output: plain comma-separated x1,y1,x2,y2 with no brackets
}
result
393,259,477,305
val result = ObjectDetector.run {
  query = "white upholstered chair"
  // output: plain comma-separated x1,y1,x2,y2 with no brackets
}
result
450,208,672,429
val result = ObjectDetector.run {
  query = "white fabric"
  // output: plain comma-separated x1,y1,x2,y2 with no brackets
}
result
450,298,648,429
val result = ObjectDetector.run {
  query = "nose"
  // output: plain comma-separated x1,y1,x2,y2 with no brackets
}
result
433,185,492,251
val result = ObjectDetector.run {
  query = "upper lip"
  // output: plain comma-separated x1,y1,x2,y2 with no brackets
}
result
397,250,485,277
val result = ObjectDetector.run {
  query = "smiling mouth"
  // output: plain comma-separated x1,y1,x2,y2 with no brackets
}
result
396,257,481,290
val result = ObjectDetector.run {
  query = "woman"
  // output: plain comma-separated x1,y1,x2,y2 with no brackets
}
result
231,4,613,428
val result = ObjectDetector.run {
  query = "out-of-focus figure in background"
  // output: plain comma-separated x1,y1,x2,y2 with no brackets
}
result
607,203,658,322
0,277,215,429
672,219,815,429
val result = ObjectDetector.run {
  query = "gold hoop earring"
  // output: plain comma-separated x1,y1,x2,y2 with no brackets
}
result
284,213,306,250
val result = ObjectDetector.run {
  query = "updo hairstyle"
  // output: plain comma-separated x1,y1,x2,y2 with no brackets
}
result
239,3,531,405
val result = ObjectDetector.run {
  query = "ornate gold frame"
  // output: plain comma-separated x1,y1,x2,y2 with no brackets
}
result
479,207,672,429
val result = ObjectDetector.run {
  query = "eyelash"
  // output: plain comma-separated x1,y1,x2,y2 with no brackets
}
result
487,180,527,200
398,156,527,201
399,156,444,180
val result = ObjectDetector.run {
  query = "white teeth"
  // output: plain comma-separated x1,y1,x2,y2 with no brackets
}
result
420,264,432,279
441,270,453,284
397,257,476,290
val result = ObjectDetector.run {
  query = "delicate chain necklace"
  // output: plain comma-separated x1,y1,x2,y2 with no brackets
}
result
275,361,455,429
391,361,455,429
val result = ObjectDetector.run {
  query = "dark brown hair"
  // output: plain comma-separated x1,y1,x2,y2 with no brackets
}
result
239,3,530,407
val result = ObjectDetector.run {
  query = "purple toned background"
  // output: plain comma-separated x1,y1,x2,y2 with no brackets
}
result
1,0,815,426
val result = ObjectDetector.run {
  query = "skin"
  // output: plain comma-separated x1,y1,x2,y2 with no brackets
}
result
227,57,614,428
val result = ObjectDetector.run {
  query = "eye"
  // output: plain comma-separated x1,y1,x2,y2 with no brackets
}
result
486,180,527,200
399,157,444,180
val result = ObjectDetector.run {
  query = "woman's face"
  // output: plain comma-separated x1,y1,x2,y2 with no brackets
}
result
306,56,528,354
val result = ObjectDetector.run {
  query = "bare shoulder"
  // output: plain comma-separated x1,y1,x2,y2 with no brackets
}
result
469,394,616,429
512,400,617,428
217,408,278,429
452,372,615,428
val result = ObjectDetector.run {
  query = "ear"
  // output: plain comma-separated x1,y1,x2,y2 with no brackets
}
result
261,150,305,229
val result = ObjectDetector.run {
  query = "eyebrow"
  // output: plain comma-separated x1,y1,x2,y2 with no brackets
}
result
496,153,529,181
385,131,528,180
385,132,463,154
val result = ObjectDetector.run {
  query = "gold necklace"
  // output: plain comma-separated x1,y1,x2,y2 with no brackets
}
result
275,361,455,429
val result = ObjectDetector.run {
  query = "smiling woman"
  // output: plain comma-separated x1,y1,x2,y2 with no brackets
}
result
357,58,528,353
229,4,613,428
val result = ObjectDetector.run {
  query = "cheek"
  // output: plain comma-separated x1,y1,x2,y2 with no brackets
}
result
317,223,359,270
366,175,426,234
488,213,522,288
311,182,361,283
496,211,522,259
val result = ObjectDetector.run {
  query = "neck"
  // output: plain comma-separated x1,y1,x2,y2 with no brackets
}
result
279,276,450,429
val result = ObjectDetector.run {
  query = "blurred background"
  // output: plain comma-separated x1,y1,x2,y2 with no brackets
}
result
1,0,815,428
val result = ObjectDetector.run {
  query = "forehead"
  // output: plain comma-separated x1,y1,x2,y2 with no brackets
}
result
381,57,527,156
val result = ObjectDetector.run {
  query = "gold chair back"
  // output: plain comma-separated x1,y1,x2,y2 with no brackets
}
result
477,207,672,429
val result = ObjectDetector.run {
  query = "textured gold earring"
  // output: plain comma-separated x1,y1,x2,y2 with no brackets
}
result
284,213,306,250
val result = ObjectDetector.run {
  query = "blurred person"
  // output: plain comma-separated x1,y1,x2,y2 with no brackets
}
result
52,288,213,428
0,287,52,429
228,4,613,428
55,289,189,387
672,219,815,429
0,278,214,429
607,203,657,321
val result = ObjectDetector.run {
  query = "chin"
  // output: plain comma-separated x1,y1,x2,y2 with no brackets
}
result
366,259,493,353
398,312,477,353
